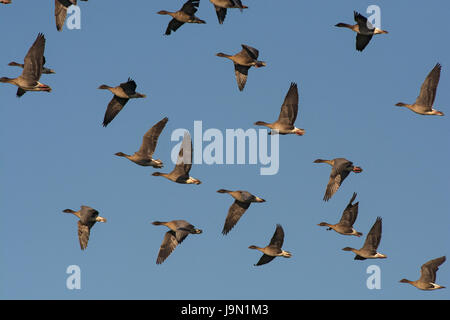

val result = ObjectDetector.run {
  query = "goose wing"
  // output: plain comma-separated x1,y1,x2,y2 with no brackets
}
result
420,256,446,283
415,63,441,108
137,117,168,157
21,33,46,83
361,217,382,253
339,192,358,226
277,82,298,126
222,200,251,235
102,96,129,127
171,132,193,177
234,64,250,91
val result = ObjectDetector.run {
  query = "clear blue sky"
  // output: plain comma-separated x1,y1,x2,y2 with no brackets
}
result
1,0,449,299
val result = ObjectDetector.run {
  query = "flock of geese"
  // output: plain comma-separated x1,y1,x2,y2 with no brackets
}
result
1,0,447,293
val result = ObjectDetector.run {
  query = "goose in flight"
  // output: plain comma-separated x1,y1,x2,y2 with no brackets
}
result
342,217,386,260
400,256,446,290
396,63,444,116
0,33,52,97
152,220,202,264
115,117,168,168
249,224,292,266
152,132,201,184
210,0,247,24
98,78,147,127
62,206,107,250
157,0,206,35
335,11,388,51
318,192,362,236
1,0,12,4
55,0,88,31
216,44,266,91
8,56,55,75
314,158,363,202
217,189,265,235
254,82,305,135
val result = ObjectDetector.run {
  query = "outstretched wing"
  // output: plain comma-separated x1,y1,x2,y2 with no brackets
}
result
234,64,250,91
102,96,129,127
339,192,358,226
214,6,227,24
241,44,259,60
55,0,76,31
165,18,185,35
254,254,276,266
420,256,446,283
269,224,285,248
277,82,298,126
362,217,382,253
22,33,45,82
222,200,251,235
138,117,168,157
120,78,137,95
171,132,193,177
415,63,441,108
181,0,199,15
355,33,373,51
156,231,179,264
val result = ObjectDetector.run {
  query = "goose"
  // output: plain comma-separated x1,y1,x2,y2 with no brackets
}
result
216,44,266,91
1,1,11,4
157,0,206,35
254,82,305,135
249,224,292,266
318,192,362,236
217,189,265,235
115,117,168,168
152,220,202,264
335,11,388,52
98,78,147,127
314,158,363,201
0,33,52,97
152,132,201,184
62,206,106,250
8,56,55,75
342,217,386,260
396,63,444,116
400,256,446,290
210,0,247,24
55,0,88,32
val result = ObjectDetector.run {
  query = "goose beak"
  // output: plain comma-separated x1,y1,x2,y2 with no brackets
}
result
353,166,363,173
96,216,107,223
255,197,265,202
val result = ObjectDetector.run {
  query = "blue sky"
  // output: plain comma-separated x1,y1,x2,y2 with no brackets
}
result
1,0,449,299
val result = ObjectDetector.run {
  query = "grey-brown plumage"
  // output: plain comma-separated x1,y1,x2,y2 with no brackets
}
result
249,224,292,266
62,206,107,250
216,44,266,91
152,220,202,264
98,78,147,127
115,117,168,168
318,192,362,236
396,63,444,116
8,56,55,75
314,158,363,201
400,256,446,290
254,82,305,135
217,189,265,235
152,132,201,184
0,33,52,97
157,0,206,35
210,0,247,24
342,217,386,260
55,0,88,32
335,11,388,52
